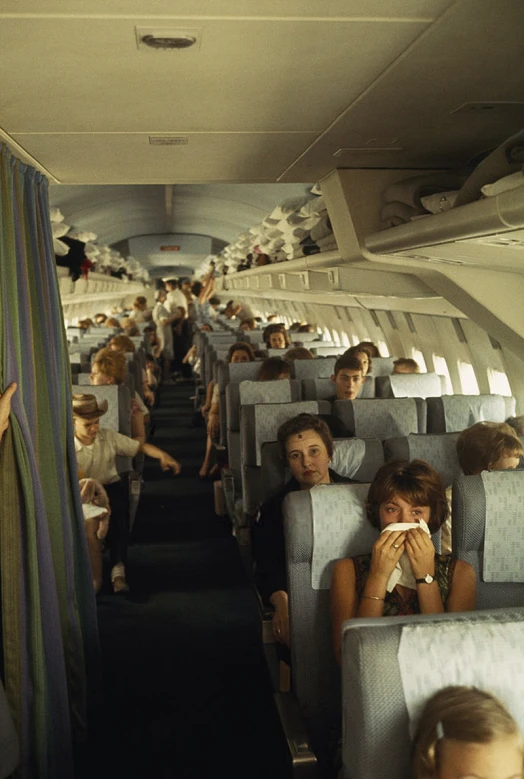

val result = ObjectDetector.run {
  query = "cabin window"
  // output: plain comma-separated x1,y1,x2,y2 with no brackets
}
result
458,361,480,395
340,332,351,347
377,340,389,357
411,348,427,372
432,355,453,394
322,327,331,342
331,330,342,347
487,368,512,396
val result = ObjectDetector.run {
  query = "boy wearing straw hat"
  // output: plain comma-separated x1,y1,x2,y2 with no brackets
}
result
72,393,181,593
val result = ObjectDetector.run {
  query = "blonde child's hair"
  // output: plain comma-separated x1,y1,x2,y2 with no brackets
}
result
92,348,126,385
412,685,523,778
456,421,523,475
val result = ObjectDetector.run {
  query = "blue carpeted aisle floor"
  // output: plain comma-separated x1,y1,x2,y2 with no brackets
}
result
76,384,289,778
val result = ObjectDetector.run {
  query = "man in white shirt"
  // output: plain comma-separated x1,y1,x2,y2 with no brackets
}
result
165,279,188,314
73,393,181,592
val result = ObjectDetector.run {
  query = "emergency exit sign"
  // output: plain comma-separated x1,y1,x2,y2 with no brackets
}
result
160,246,181,251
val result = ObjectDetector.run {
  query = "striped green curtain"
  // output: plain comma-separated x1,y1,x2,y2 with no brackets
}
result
0,145,100,777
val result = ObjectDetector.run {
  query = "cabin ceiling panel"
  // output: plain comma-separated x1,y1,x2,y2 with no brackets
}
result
14,132,317,184
2,1,452,20
280,0,524,180
1,19,429,136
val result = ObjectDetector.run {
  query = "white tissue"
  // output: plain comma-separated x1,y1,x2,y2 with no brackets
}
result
382,520,431,592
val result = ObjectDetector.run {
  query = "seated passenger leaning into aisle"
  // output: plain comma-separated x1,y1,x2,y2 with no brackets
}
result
73,393,181,593
253,414,355,647
330,459,476,665
412,686,524,779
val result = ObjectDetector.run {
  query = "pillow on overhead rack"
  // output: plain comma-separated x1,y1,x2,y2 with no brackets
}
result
454,129,524,207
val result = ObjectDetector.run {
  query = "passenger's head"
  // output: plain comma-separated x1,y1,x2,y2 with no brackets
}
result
120,316,136,330
343,345,372,376
506,416,524,437
366,459,448,534
357,341,381,358
393,357,420,374
277,413,333,489
209,296,221,309
90,349,126,386
133,296,147,311
105,317,121,328
165,279,178,291
200,323,213,332
283,347,314,362
412,686,523,779
227,342,255,364
94,313,107,325
191,281,202,297
109,334,136,354
263,324,290,350
298,324,315,333
154,288,167,304
258,357,291,381
72,393,108,444
456,422,523,475
331,354,365,400
239,318,256,331
78,318,94,330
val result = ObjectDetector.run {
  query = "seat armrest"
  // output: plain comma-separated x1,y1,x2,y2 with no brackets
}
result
273,692,318,777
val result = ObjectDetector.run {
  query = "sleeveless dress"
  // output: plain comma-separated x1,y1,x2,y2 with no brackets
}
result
353,553,456,615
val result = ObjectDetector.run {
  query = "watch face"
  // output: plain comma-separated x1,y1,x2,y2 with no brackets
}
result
424,574,434,584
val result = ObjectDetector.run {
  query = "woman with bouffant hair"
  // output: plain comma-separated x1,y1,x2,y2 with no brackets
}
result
412,686,523,779
90,347,147,445
330,460,476,664
457,421,523,475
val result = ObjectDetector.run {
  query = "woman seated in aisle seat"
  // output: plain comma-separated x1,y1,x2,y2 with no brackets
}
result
79,477,110,594
393,357,420,374
258,357,291,382
108,334,155,407
457,421,523,475
263,323,291,350
90,348,147,446
357,340,381,358
342,344,372,376
253,414,355,647
330,459,476,665
73,394,181,593
412,686,524,779
198,341,256,478
283,347,314,362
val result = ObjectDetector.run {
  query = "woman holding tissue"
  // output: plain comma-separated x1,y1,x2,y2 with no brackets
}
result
330,460,476,664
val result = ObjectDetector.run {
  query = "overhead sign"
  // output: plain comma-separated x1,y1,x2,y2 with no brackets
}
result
160,246,181,251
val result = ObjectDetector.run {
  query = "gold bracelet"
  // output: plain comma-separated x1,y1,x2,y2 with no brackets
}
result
361,594,385,601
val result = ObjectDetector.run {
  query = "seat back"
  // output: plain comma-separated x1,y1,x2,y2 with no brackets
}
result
341,608,524,779
291,357,337,380
384,433,461,487
334,398,426,438
218,361,262,446
309,346,344,357
369,357,396,376
261,437,385,497
284,484,377,756
426,394,515,433
241,400,328,514
452,470,524,609
375,372,443,399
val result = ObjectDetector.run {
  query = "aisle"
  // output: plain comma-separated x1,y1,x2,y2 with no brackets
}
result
76,384,289,779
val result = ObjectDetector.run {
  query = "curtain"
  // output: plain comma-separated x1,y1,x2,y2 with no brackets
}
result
0,144,100,778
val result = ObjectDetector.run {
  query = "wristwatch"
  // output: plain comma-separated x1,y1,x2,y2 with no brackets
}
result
416,574,435,584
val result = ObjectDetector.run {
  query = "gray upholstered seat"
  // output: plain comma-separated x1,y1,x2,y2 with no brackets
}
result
241,400,328,515
334,398,426,438
283,483,377,761
261,437,385,497
310,346,344,357
384,432,461,487
426,394,515,433
452,470,524,609
291,356,337,380
375,372,443,399
369,356,396,376
341,608,524,779
218,361,262,447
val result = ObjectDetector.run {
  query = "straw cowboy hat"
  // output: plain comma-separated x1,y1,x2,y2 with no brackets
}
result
72,393,108,419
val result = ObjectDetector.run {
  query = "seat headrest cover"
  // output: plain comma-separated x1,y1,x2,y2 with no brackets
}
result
389,373,442,399
351,399,418,438
442,395,506,432
310,483,376,589
331,438,366,478
398,621,524,738
482,470,524,582
239,379,291,406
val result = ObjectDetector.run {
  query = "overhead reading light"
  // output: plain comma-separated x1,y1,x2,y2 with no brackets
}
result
135,27,202,52
141,34,196,50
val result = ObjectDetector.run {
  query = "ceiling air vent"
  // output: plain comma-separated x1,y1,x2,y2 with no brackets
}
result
136,28,202,52
149,136,188,146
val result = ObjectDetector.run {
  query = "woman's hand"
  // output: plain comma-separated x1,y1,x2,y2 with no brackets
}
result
368,530,406,583
0,382,17,441
159,454,181,475
405,527,435,579
271,592,290,647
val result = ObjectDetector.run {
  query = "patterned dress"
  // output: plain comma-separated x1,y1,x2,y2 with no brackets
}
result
353,553,456,615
